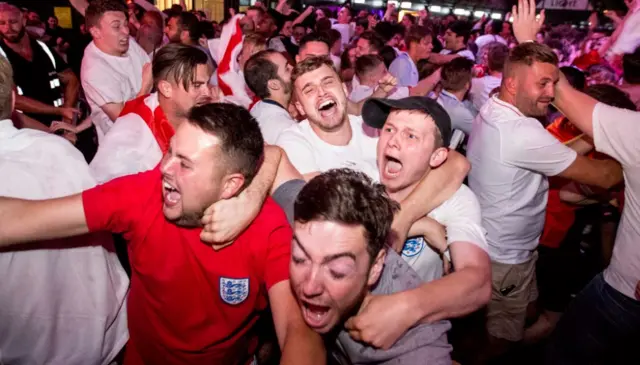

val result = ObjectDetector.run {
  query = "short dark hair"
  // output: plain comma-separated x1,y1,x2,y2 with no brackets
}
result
292,56,337,84
355,17,368,29
585,84,636,111
486,42,509,72
359,31,384,53
403,13,416,24
505,42,558,77
244,50,281,99
85,0,127,29
355,54,384,79
448,20,471,44
490,20,503,35
379,45,398,69
441,57,474,92
299,32,330,50
322,29,342,48
175,11,200,42
187,104,264,188
0,56,13,120
153,43,211,90
417,59,440,80
198,20,215,40
405,25,431,51
560,66,586,91
623,47,640,85
315,17,332,33
294,168,400,261
544,38,570,62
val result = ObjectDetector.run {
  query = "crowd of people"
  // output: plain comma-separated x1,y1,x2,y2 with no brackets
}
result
0,0,638,364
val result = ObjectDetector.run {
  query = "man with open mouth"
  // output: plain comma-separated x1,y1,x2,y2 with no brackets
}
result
0,104,325,365
290,169,453,364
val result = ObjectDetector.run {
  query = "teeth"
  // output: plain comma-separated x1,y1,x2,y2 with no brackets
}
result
319,100,334,109
163,181,176,192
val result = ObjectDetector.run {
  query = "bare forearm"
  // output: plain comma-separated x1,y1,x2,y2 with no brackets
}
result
15,95,59,116
408,266,491,323
0,195,88,247
62,73,80,109
271,147,303,195
249,146,282,201
409,71,440,96
554,77,598,137
428,53,456,65
14,113,50,132
69,0,89,16
280,323,326,365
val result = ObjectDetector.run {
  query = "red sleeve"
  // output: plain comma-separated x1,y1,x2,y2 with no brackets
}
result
82,168,159,236
264,224,293,291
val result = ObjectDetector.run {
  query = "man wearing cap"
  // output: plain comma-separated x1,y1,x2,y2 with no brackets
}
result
342,96,491,351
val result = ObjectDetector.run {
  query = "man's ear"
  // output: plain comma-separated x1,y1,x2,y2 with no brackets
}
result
220,173,246,199
89,25,100,39
503,73,518,96
157,80,172,98
429,147,449,168
294,99,304,116
267,79,280,92
367,248,386,287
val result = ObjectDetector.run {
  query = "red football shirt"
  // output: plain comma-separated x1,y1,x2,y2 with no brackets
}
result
82,168,292,365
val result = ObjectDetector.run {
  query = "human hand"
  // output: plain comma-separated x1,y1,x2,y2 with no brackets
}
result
50,120,78,134
345,292,416,349
511,0,545,43
57,106,79,121
200,190,262,247
378,73,398,94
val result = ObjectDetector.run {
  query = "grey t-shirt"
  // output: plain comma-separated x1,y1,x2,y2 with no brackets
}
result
334,250,452,365
271,179,305,226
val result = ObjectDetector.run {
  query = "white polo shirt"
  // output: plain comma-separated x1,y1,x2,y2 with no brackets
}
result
402,185,488,282
81,38,150,143
275,115,379,180
250,100,296,145
466,96,577,264
593,103,640,299
0,120,129,364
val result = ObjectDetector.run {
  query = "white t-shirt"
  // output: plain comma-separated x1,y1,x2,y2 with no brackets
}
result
440,48,476,62
389,52,419,87
275,115,379,180
81,38,150,143
349,84,410,103
250,100,296,145
593,103,640,299
469,75,502,111
0,120,129,365
402,185,488,282
474,34,507,52
611,9,640,55
89,93,164,184
466,96,577,264
331,22,355,48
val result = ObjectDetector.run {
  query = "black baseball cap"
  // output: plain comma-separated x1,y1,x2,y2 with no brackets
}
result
362,96,452,146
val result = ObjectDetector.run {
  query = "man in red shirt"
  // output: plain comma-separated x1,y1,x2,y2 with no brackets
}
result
0,103,324,365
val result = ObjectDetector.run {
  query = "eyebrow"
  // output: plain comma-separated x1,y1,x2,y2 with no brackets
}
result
176,153,194,164
293,235,357,264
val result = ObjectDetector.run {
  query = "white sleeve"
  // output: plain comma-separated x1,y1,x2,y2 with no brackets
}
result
501,118,577,176
134,0,167,18
89,114,162,184
429,185,488,252
275,130,321,175
610,11,640,55
461,50,475,61
593,102,640,168
389,57,413,88
82,65,128,107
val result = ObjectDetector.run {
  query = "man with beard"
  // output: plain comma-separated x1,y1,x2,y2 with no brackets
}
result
0,103,325,365
466,41,623,357
244,50,296,144
81,0,153,142
89,44,213,184
164,11,212,61
0,4,79,131
290,169,453,364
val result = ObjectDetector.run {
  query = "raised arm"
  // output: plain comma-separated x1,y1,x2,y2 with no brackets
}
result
293,6,314,26
69,0,89,16
0,195,88,247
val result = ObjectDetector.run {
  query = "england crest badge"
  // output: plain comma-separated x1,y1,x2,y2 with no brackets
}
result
220,277,250,305
402,237,425,257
